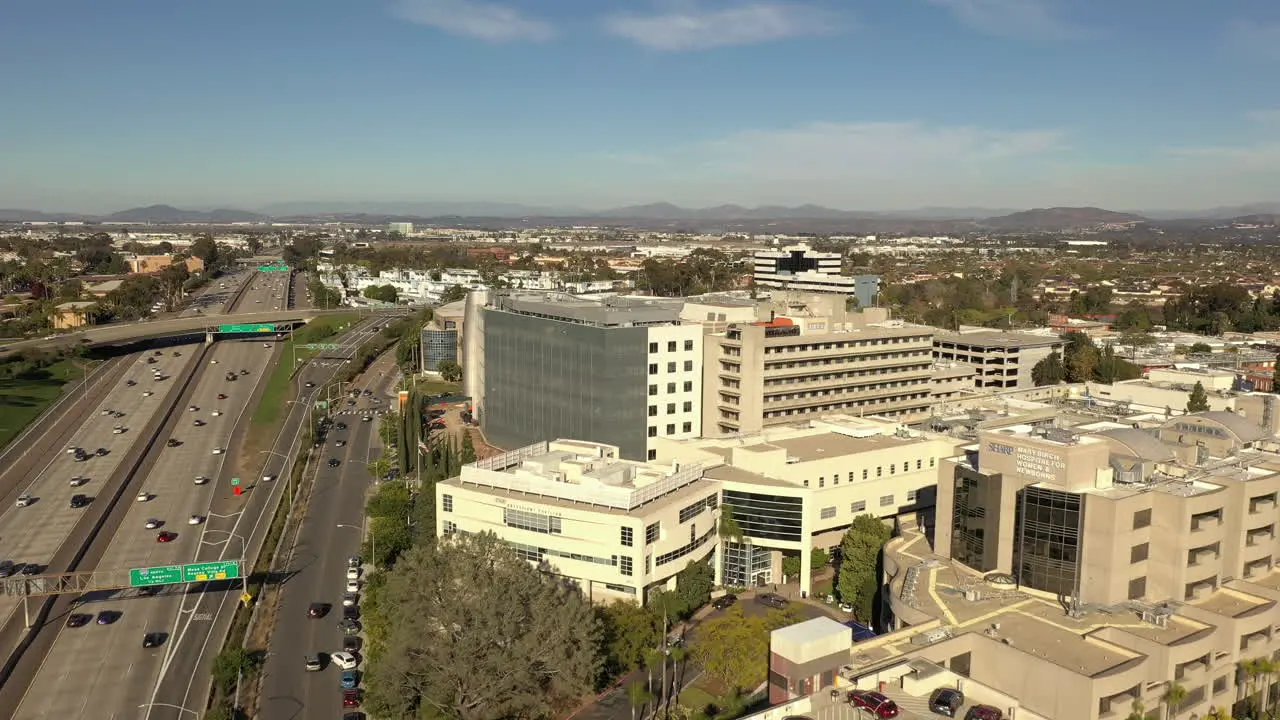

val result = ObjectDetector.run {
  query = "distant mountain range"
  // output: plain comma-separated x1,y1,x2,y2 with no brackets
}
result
0,201,1277,232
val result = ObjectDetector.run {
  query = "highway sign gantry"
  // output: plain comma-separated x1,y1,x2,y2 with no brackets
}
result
183,560,241,582
218,323,276,333
258,264,290,272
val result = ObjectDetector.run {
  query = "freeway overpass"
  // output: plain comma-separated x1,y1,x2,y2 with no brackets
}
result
0,309,374,357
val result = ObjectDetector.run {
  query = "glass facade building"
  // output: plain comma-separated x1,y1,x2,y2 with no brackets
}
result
722,490,803,542
950,467,1003,573
1013,486,1084,596
722,541,773,587
421,329,458,371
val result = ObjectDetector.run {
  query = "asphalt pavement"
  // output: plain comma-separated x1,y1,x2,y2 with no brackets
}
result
257,351,399,720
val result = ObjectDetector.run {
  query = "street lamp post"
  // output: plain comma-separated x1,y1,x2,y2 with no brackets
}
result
336,522,371,568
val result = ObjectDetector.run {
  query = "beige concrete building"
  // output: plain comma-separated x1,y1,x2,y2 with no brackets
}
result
436,439,718,604
933,330,1064,390
702,297,937,436
52,301,97,329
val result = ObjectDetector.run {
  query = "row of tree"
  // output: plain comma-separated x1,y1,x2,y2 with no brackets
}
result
1032,332,1145,386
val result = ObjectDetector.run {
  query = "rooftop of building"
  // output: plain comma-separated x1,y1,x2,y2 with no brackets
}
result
934,330,1065,349
489,291,685,327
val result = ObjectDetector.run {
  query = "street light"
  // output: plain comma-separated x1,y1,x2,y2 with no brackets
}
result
336,523,371,568
137,701,199,717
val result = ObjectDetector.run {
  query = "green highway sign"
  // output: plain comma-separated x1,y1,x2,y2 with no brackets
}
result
258,264,290,272
218,323,276,333
230,477,241,487
129,565,182,587
183,560,241,582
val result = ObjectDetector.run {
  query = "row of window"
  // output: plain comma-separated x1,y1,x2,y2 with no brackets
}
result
763,336,931,354
822,492,914,518
504,508,562,535
762,364,924,388
650,381,695,396
679,493,718,523
648,422,693,437
656,528,715,566
649,401,694,416
763,377,931,404
803,459,936,488
649,360,695,374
649,340,696,354
763,353,931,372
760,393,932,419
508,541,618,568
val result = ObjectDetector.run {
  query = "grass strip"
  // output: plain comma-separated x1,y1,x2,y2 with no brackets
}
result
0,358,99,450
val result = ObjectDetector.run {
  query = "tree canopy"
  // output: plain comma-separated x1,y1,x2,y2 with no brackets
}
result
364,532,602,720
691,604,801,694
837,515,892,621
1186,381,1210,413
363,284,398,303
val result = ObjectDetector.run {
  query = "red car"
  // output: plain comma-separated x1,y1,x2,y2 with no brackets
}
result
848,691,899,718
156,531,177,543
342,690,360,708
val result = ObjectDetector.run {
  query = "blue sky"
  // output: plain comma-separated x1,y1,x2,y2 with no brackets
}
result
2,0,1279,213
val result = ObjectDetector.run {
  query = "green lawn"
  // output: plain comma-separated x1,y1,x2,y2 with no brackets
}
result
0,359,94,450
250,314,361,428
414,378,463,396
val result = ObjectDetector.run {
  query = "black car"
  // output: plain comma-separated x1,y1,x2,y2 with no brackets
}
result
754,593,788,608
712,594,737,610
137,585,161,597
337,618,362,634
0,560,15,578
308,603,330,618
94,447,108,456
166,438,181,447
343,605,360,620
66,613,93,628
19,563,44,576
929,688,965,717
70,494,91,509
335,422,347,430
142,632,166,648
328,458,340,468
342,635,362,653
96,610,121,625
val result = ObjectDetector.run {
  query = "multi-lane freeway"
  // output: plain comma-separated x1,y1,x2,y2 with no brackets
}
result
258,350,400,720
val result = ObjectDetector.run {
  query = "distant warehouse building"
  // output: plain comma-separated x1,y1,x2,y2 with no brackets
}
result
479,293,704,461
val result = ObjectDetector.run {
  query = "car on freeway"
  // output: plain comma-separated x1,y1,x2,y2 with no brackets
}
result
755,593,788,609
335,422,347,430
143,390,153,397
305,381,315,388
126,379,136,386
331,652,358,670
69,477,89,488
335,440,347,447
66,613,93,628
20,563,43,576
328,458,340,467
361,416,372,422
143,632,166,648
193,419,205,427
136,491,152,502
193,475,210,485
929,688,965,717
144,519,162,530
342,593,359,607
217,393,227,399
308,603,330,618
188,515,203,525
188,405,199,412
341,670,359,689
166,438,181,447
305,655,324,672
263,343,271,348
262,474,275,483
72,451,89,462
239,369,249,375
211,410,222,416
112,425,126,434
156,531,177,543
15,494,32,508
212,447,225,455
0,561,15,578
96,611,121,625
100,408,113,416
343,690,361,708
847,691,899,719
94,447,108,456
964,706,1004,720
712,594,737,610
70,494,91,508
137,585,161,597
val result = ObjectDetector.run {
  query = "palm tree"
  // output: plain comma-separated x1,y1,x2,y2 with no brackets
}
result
628,680,655,720
669,645,691,699
1163,681,1188,720
1203,707,1234,720
1125,698,1150,720
643,648,665,704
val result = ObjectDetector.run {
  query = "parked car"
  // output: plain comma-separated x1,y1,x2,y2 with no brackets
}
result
341,670,359,689
755,593,788,608
342,689,361,708
712,594,737,610
928,688,965,717
330,651,358,670
964,706,1003,720
848,691,899,719
342,636,361,653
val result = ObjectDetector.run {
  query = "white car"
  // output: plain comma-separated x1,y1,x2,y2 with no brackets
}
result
15,495,32,508
211,410,222,417
210,359,219,364
345,579,360,593
346,567,361,581
212,447,224,455
262,474,275,483
100,409,112,416
188,406,199,412
342,593,359,607
112,425,126,434
330,651,357,670
194,476,210,485
136,492,151,502
263,343,271,348
69,476,88,487
143,391,154,397
187,515,203,525
144,519,161,529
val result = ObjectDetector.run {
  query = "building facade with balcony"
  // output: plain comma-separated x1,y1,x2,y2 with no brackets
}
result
753,244,880,306
933,330,1064,390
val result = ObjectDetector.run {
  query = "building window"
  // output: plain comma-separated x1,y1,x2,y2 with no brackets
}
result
648,426,657,438
1133,509,1152,530
649,405,658,417
647,449,657,461
1014,486,1084,596
890,464,896,475
649,384,658,396
682,422,692,433
848,472,854,483
879,494,894,507
620,556,633,576
621,527,634,546
906,489,917,503
504,508,562,534
917,459,923,470
666,424,675,435
668,341,677,352
649,342,658,353
1128,576,1147,600
443,520,456,534
820,506,837,519
684,360,693,372
679,495,717,523
646,522,660,544
803,479,809,487
1131,543,1149,563
645,556,651,574
667,362,677,373
664,382,675,394
876,466,882,477
684,340,694,351
683,381,693,392
649,363,658,375
722,490,803,542
819,477,825,488
682,401,692,412
930,457,935,467
442,494,453,512
862,469,868,480
666,403,676,414
851,500,866,512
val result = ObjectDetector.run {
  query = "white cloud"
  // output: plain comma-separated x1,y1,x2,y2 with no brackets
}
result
604,2,836,51
927,0,1083,40
1225,19,1280,61
391,0,553,42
